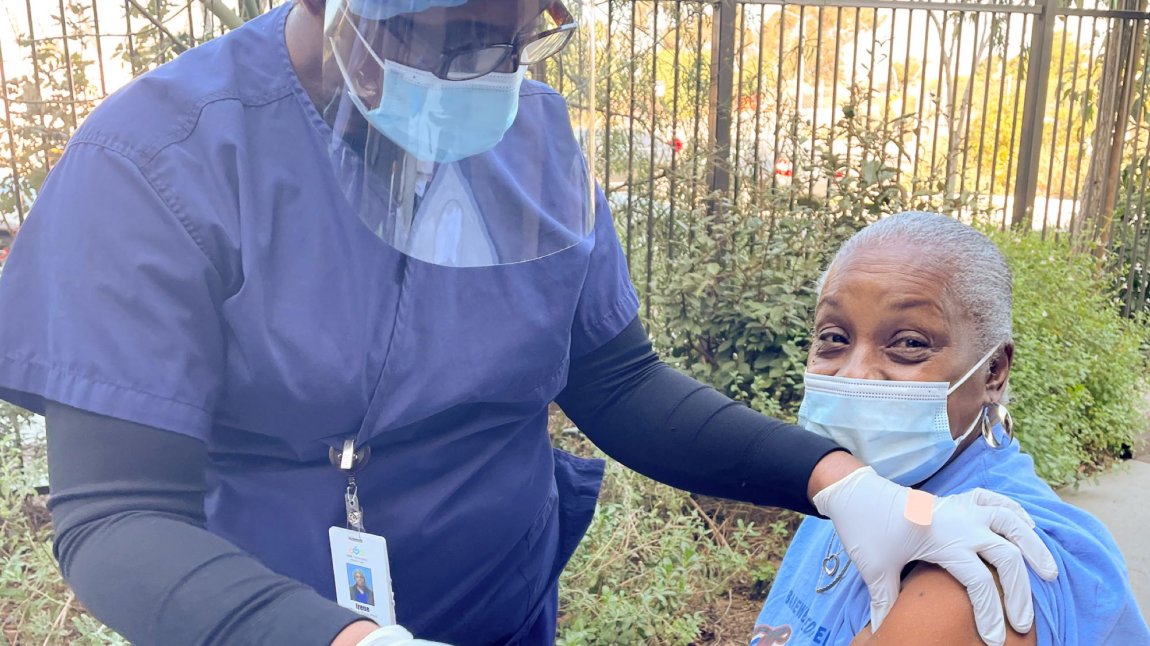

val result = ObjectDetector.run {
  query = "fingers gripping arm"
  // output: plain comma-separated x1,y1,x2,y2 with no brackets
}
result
813,468,1058,646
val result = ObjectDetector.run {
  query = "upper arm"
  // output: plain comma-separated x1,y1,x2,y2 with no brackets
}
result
850,563,1037,646
45,402,209,570
0,141,229,439
567,187,639,360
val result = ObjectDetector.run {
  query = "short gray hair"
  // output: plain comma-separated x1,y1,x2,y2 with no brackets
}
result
817,211,1013,353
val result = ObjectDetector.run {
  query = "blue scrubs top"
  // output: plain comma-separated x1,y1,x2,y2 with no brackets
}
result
752,429,1150,645
0,4,638,642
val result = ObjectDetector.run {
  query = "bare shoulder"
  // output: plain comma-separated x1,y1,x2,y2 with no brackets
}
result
849,563,1036,646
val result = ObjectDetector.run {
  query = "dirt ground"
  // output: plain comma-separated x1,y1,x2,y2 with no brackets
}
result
694,592,764,645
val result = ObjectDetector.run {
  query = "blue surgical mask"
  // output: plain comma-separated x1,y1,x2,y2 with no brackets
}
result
341,57,525,164
797,346,998,486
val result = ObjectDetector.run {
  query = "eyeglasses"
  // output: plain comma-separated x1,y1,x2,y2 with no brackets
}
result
386,3,577,81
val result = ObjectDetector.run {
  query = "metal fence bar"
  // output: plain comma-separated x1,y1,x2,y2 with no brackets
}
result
773,6,785,190
603,1,613,199
625,0,636,261
973,15,996,207
123,0,138,76
668,0,682,259
958,13,976,202
896,8,912,189
1041,17,1071,238
987,12,1012,225
1124,24,1150,315
865,6,876,123
742,0,1042,12
1056,14,1086,231
929,14,946,181
1061,7,1150,20
946,12,964,199
1092,15,1142,248
689,6,704,220
733,4,747,198
1116,19,1144,256
912,8,929,197
92,0,110,97
1013,0,1057,229
1131,217,1150,312
794,5,807,196
644,1,658,319
841,6,858,178
57,0,80,131
881,9,895,132
812,5,825,197
708,0,736,211
22,0,48,188
829,5,843,179
751,6,766,191
0,33,26,226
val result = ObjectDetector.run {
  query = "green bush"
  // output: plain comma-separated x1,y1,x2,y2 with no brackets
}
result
1103,155,1150,317
553,426,798,646
993,232,1149,486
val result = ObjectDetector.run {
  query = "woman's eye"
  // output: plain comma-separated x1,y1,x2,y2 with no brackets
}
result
892,337,930,350
817,331,848,345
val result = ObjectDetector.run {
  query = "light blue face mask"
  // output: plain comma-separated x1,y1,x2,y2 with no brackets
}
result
797,346,998,486
332,35,526,164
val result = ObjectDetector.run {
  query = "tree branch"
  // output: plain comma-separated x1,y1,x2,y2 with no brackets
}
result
124,0,191,53
198,0,244,30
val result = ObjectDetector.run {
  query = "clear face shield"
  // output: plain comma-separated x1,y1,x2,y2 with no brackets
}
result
319,0,595,267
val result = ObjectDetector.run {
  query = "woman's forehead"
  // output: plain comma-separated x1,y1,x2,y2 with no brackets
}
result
818,243,955,315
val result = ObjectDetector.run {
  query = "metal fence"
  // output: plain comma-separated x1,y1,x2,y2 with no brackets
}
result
567,0,1150,316
4,0,1150,311
0,0,276,233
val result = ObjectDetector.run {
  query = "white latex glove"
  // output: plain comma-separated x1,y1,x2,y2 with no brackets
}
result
355,625,452,646
813,467,1059,646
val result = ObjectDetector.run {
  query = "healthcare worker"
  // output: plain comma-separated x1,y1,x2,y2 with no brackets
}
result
0,1,1057,645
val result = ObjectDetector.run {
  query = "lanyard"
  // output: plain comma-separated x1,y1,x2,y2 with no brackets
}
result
330,437,371,532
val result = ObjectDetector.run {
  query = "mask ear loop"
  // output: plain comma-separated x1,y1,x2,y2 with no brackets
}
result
946,344,1001,396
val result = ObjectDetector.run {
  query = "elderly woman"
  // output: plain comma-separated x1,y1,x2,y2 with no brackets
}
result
752,212,1150,645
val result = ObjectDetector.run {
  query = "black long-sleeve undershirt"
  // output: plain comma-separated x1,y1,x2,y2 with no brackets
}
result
558,317,841,515
44,316,842,644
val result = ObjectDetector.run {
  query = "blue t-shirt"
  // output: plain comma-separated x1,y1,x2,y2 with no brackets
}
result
0,4,638,642
753,431,1150,645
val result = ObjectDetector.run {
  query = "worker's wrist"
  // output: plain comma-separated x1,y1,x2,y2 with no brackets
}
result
806,449,864,502
331,620,379,646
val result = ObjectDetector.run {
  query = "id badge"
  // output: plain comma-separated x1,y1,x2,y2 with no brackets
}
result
329,526,396,625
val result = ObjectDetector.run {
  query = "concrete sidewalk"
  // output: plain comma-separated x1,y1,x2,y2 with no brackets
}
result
1058,451,1150,617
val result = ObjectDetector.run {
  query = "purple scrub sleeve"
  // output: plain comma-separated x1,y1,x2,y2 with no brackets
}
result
566,188,640,360
0,142,228,439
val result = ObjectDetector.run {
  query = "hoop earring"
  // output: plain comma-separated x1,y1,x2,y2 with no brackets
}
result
996,403,1015,448
979,405,999,449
